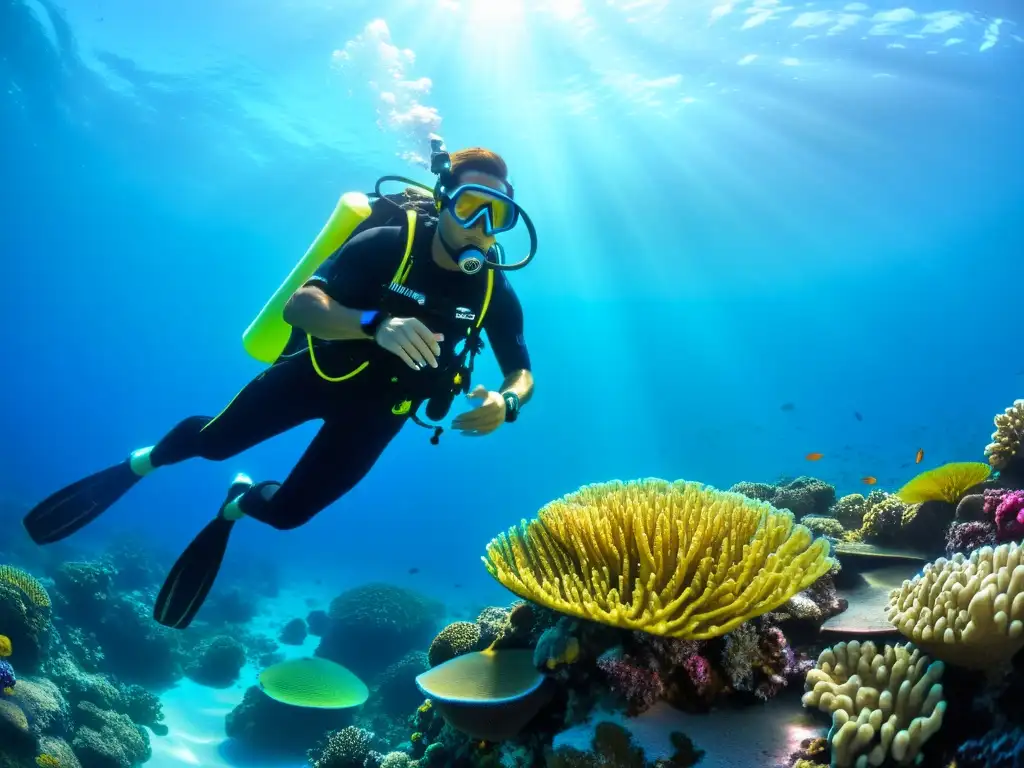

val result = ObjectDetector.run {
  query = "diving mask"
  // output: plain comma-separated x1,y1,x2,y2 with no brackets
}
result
436,183,538,275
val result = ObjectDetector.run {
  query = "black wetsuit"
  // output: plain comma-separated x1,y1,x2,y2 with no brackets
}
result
147,219,531,529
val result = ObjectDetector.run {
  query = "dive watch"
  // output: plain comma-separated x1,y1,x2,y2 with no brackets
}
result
502,391,520,423
359,310,387,340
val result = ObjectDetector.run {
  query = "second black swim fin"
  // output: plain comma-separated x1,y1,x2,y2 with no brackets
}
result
153,473,252,630
23,449,154,545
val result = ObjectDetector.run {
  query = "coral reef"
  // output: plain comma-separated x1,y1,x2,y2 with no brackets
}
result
800,516,845,539
887,542,1024,670
986,399,1024,473
483,478,836,639
957,727,1024,767
316,584,444,680
801,640,945,767
729,477,836,519
184,636,246,688
427,622,485,668
279,618,307,646
225,685,353,754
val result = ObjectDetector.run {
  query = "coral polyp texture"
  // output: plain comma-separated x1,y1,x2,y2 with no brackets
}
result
482,478,836,640
986,399,1024,471
801,640,945,768
886,542,1024,670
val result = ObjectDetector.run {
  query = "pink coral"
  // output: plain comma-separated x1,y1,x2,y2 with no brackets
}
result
596,649,664,713
681,654,711,693
995,491,1024,540
946,520,998,555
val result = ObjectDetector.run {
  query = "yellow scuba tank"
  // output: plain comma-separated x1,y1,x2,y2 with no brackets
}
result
242,191,373,364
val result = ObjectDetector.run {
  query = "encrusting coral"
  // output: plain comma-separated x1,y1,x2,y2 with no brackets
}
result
801,640,945,768
886,542,1024,670
986,399,1024,472
482,478,836,640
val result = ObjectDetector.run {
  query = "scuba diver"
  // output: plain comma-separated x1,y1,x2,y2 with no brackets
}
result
22,138,537,630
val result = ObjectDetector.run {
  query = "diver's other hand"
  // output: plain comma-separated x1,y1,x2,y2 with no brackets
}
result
452,385,506,436
375,316,443,370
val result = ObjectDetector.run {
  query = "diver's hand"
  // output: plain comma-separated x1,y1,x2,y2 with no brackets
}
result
451,385,506,436
375,316,443,371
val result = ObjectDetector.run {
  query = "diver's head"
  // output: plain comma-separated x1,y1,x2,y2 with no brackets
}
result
432,147,512,274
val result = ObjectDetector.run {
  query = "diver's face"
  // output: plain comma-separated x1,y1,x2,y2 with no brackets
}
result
438,170,508,251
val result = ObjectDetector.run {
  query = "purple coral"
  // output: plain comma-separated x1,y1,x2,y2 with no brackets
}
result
596,649,664,713
946,521,998,556
0,659,14,689
754,626,811,701
682,654,711,694
995,491,1024,540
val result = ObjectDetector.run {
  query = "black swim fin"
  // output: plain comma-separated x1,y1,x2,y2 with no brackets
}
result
153,474,252,630
23,460,143,545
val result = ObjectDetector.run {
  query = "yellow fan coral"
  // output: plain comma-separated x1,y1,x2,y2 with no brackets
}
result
895,462,991,505
986,399,1024,471
0,566,51,609
887,542,1024,670
482,478,836,640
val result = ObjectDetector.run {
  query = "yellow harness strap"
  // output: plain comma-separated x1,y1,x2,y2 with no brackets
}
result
308,209,418,382
307,208,493,383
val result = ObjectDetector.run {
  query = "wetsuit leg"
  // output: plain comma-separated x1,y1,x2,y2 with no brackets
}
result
237,405,409,530
149,354,321,466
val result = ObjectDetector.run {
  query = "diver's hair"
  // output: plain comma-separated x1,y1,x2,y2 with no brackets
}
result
449,148,509,187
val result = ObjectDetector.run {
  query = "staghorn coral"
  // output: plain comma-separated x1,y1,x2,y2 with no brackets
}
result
801,640,945,767
986,399,1024,471
482,478,836,640
427,622,483,667
887,542,1024,670
897,462,992,505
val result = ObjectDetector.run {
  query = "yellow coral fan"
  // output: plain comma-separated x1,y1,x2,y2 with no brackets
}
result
482,478,836,640
887,542,1024,670
0,566,51,609
0,635,11,657
895,462,991,505
802,640,945,767
986,399,1024,471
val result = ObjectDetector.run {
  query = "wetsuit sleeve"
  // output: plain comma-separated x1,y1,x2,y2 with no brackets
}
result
483,273,532,376
303,226,404,309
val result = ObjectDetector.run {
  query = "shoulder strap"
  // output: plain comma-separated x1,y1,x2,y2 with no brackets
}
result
391,208,418,286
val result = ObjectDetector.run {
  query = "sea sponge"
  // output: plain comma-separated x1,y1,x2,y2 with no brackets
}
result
801,640,945,767
0,634,12,657
986,399,1024,471
886,542,1024,670
428,622,484,667
482,478,836,640
896,462,992,505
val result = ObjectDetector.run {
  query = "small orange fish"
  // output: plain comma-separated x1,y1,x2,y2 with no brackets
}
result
915,448,924,464
862,476,877,485
805,452,824,461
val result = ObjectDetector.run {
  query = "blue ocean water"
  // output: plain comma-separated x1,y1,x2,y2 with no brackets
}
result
0,2,1022,751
